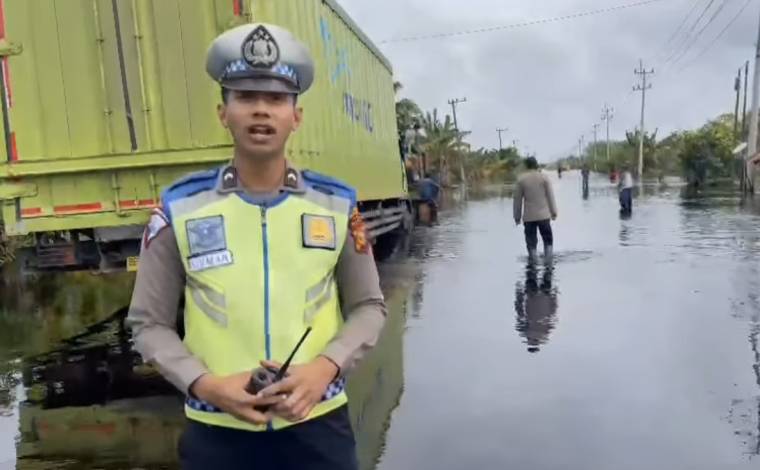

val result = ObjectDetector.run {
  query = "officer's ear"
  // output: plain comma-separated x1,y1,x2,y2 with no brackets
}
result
292,96,303,131
217,103,229,130
217,87,230,129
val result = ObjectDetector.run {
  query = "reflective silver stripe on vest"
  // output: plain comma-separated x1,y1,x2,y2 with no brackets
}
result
170,190,227,220
306,271,334,303
304,284,335,324
188,277,228,327
302,188,352,215
188,277,227,308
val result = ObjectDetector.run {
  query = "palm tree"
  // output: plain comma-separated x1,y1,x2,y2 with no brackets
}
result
421,109,468,185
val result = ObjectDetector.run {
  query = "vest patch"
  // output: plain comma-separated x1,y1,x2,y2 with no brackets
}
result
302,214,337,250
185,216,233,272
186,216,227,255
188,250,234,272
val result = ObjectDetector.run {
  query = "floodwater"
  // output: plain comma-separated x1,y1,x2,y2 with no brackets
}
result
1,171,759,469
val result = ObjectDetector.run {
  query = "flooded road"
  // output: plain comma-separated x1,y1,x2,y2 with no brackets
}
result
1,171,759,469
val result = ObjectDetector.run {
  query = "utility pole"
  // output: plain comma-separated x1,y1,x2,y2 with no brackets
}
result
448,97,467,133
578,135,585,161
601,103,614,162
634,59,654,180
447,97,467,189
735,67,743,140
496,127,508,151
747,6,760,193
742,60,750,137
592,123,600,164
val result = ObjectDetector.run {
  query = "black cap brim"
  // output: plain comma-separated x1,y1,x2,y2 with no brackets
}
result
221,77,299,94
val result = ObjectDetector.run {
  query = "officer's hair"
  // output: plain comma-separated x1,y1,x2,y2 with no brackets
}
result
220,87,298,105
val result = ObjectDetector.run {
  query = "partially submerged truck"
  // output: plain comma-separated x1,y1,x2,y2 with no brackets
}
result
0,0,410,272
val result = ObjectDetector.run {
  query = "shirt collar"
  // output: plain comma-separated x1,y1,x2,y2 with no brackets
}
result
216,160,307,195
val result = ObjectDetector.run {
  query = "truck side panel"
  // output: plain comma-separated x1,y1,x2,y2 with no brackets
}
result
0,0,404,239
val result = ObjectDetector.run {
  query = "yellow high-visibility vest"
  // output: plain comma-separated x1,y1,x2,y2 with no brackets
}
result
163,166,353,431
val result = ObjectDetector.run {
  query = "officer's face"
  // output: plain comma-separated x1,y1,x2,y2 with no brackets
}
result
218,90,303,159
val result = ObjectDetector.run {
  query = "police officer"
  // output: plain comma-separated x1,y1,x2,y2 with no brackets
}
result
127,23,386,470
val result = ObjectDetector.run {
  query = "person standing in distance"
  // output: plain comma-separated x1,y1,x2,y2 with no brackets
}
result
618,166,634,215
514,157,558,263
126,23,386,470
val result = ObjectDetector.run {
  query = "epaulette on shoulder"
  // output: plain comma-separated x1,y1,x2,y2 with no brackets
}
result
160,168,220,221
302,170,357,206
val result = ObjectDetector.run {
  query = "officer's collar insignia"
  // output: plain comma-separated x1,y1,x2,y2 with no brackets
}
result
221,167,238,190
243,25,280,69
284,168,299,189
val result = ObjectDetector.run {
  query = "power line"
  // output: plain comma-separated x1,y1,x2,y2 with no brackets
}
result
379,0,672,44
680,0,753,69
664,0,718,65
671,0,732,65
661,0,706,52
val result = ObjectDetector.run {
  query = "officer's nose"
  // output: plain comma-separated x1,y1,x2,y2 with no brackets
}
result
249,96,272,118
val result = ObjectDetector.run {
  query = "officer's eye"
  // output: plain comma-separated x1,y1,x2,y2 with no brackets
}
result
267,94,289,104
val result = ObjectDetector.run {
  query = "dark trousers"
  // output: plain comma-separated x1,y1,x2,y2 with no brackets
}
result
524,219,553,251
619,188,633,213
179,406,358,470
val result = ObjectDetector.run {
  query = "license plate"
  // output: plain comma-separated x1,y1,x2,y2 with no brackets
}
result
126,256,139,272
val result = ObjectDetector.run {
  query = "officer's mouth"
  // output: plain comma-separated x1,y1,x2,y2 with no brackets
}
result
247,124,277,142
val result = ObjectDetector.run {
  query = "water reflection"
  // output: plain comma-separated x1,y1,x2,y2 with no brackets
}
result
0,251,423,469
514,264,559,353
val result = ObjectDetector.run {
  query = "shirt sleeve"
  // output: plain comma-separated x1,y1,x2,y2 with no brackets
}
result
126,224,208,395
544,176,558,218
513,179,524,222
321,214,387,376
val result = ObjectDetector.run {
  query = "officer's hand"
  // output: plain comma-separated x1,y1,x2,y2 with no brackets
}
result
190,372,283,426
257,357,338,423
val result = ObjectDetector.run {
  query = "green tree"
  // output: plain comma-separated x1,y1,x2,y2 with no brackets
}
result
679,115,734,187
396,98,423,136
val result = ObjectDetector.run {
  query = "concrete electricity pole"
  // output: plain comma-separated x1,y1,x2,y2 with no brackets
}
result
747,6,760,193
578,135,585,161
743,60,750,136
448,97,467,132
634,59,654,180
735,67,743,139
447,97,467,188
592,123,600,163
601,104,614,162
497,127,508,151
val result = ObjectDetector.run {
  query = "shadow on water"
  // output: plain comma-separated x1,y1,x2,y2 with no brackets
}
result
514,264,559,353
0,233,434,469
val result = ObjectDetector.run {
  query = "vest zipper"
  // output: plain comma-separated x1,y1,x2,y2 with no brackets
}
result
261,205,271,362
261,205,274,432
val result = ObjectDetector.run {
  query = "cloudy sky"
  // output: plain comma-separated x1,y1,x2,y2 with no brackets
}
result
340,0,758,161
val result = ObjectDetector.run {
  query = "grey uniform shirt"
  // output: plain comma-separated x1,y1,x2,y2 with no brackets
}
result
126,166,387,395
513,171,558,223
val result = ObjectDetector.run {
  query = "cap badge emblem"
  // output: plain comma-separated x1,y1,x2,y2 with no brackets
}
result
243,25,280,69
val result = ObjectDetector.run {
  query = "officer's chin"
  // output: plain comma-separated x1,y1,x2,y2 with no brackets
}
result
239,142,285,161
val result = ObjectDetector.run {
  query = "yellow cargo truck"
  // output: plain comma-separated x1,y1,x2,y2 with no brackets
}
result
0,0,409,271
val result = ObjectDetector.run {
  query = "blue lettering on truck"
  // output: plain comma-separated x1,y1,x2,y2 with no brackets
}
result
343,93,374,133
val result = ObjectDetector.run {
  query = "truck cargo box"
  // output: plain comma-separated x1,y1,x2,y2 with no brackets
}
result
0,0,409,270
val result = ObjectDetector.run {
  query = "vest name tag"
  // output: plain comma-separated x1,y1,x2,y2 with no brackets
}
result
188,250,234,272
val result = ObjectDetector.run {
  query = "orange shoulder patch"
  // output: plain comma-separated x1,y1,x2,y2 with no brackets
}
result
349,208,370,254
